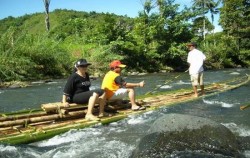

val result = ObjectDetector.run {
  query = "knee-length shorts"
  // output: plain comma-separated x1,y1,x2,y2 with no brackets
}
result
190,72,204,86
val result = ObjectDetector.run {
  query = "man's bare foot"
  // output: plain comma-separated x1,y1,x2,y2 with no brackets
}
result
98,112,110,118
194,93,199,97
85,114,100,121
131,105,146,111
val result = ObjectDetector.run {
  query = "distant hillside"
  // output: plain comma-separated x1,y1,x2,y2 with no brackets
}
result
0,9,130,35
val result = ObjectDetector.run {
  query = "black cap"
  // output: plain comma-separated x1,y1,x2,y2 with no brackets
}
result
187,42,197,47
75,59,92,67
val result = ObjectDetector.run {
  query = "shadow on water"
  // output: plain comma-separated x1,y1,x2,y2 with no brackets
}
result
0,68,250,158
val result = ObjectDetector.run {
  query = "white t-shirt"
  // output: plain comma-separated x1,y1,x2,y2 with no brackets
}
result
187,48,206,75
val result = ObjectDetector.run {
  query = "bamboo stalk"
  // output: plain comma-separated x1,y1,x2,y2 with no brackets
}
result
41,102,87,112
240,104,250,110
0,110,86,128
0,111,47,122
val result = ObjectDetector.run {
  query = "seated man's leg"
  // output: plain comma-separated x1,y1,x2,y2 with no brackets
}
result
110,88,128,100
110,88,136,107
127,88,137,108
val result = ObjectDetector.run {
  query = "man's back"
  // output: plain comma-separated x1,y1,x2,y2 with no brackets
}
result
187,49,206,75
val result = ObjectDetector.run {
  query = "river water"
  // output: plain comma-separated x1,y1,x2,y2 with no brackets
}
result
0,69,250,158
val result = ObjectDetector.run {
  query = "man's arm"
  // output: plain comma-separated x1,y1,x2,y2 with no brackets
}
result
115,76,145,88
126,81,144,88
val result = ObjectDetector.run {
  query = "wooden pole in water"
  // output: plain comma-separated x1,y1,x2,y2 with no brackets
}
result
240,103,250,110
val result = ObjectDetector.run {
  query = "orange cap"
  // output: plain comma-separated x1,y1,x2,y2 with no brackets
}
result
109,60,126,68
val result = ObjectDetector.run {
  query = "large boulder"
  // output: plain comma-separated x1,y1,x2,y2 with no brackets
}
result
131,113,244,158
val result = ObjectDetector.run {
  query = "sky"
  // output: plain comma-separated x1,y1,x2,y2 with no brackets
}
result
0,0,222,32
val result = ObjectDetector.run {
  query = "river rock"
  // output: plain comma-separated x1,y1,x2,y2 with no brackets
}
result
131,113,243,158
8,84,21,89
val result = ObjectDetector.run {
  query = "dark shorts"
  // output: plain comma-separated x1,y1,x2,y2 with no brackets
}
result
72,89,104,104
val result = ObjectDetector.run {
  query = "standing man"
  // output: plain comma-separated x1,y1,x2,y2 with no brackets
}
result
101,60,146,111
187,42,206,97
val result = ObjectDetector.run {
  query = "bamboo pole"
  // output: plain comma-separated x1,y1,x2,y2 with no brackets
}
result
41,102,87,112
0,111,47,122
240,104,250,110
0,110,86,128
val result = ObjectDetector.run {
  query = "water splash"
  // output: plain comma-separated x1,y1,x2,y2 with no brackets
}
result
174,80,190,85
230,72,240,75
39,139,134,158
222,123,250,137
33,128,103,147
127,111,154,125
31,122,136,158
160,85,172,89
203,99,234,108
0,145,18,153
244,150,250,158
0,145,39,157
46,81,58,84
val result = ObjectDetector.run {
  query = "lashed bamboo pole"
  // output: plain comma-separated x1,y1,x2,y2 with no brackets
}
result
0,110,86,128
41,102,86,112
0,111,47,122
240,104,250,110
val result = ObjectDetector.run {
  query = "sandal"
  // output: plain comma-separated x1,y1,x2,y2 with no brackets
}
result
131,106,146,111
85,114,100,121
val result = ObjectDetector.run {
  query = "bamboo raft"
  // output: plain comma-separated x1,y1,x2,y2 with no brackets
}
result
0,75,249,145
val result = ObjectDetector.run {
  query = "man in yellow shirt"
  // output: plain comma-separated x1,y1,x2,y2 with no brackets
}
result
102,60,146,111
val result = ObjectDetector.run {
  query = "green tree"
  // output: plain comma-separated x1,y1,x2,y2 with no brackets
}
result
220,0,250,66
192,16,214,37
192,0,219,39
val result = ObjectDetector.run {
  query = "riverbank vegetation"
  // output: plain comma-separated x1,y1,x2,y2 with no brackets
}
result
0,0,249,82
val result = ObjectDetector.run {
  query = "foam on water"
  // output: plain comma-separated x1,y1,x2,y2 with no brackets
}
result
127,111,154,125
45,81,58,84
40,139,134,158
230,72,240,75
174,80,190,85
0,145,23,157
127,115,146,125
34,125,135,158
222,123,250,137
203,99,234,108
31,81,45,84
160,85,172,89
34,128,102,147
244,150,250,158
0,145,17,153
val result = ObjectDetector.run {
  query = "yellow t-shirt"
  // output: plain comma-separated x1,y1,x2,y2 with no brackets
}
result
101,71,120,99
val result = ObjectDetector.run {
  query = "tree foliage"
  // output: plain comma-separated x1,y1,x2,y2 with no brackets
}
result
0,0,249,81
219,0,250,66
